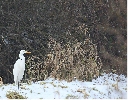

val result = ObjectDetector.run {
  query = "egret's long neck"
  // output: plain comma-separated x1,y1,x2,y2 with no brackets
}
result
19,54,25,61
19,54,23,58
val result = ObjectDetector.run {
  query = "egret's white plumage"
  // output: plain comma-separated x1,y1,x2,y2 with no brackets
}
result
13,50,31,88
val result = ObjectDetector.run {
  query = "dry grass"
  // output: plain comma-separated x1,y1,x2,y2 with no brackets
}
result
25,26,102,82
0,77,3,86
65,94,79,99
58,85,68,88
77,89,89,99
6,91,27,99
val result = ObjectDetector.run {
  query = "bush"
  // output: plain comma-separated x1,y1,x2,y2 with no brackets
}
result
26,35,102,81
6,91,27,99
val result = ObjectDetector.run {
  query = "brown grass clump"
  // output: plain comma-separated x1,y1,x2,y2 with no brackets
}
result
65,94,79,99
26,35,102,81
25,55,48,81
0,77,3,85
46,38,102,81
77,89,89,98
6,91,27,99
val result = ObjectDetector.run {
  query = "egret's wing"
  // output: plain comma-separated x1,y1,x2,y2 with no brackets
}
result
13,59,25,84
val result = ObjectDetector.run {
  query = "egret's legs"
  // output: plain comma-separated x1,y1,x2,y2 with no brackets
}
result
18,81,19,89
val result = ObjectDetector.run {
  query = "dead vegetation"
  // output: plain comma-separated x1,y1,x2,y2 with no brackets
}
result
26,32,102,81
77,89,89,98
65,94,79,99
0,77,3,86
6,91,27,99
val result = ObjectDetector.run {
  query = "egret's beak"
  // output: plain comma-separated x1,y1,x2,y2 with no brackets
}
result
25,51,31,54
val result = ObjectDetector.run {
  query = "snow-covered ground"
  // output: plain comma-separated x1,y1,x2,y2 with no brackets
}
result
0,73,127,99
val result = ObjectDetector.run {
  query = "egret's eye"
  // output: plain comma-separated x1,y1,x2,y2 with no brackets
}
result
21,59,22,60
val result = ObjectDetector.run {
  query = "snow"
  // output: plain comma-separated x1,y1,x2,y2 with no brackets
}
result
0,73,127,99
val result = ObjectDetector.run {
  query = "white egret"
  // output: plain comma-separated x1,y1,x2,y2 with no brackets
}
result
13,50,31,89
